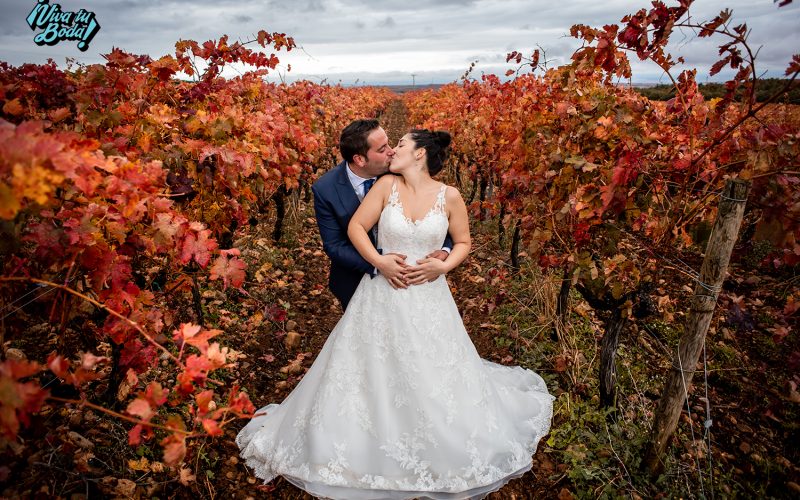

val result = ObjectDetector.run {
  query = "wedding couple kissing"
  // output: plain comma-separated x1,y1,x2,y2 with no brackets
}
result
236,119,555,500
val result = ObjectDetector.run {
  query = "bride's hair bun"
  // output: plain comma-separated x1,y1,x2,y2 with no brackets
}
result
434,131,451,149
409,128,452,176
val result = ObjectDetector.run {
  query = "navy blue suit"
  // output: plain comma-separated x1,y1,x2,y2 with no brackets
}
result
312,162,375,309
312,161,453,309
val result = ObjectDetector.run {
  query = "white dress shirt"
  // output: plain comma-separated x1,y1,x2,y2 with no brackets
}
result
345,162,376,201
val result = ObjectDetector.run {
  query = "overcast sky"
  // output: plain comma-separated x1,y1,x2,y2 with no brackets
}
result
1,0,797,85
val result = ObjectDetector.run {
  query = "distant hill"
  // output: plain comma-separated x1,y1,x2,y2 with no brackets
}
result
632,78,800,103
380,84,445,94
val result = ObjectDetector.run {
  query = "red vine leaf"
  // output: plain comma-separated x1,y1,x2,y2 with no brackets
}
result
209,248,247,289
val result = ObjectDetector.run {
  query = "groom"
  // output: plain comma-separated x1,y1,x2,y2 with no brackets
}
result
312,119,451,309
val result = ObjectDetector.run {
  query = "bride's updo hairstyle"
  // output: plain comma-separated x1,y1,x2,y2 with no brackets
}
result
409,129,451,176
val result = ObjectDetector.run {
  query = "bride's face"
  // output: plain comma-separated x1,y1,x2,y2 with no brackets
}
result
389,134,423,174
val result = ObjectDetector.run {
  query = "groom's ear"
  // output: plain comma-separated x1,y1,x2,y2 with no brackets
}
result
351,154,366,168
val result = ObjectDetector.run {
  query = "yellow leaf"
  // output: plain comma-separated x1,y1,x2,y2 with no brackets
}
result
2,98,24,116
248,312,263,328
12,163,64,206
185,117,202,134
0,183,21,219
138,132,153,153
128,457,150,472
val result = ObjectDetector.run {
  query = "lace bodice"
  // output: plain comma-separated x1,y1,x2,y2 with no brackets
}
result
378,181,448,264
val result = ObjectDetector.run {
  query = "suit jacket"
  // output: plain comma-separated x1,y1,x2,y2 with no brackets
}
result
312,162,375,309
312,161,453,309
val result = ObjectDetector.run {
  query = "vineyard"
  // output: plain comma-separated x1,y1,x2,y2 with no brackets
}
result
1,0,799,498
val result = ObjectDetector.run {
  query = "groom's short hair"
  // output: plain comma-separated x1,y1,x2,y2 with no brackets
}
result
340,119,380,163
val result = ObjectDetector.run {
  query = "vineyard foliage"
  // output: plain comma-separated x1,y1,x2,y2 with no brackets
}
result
0,0,799,486
405,1,799,326
0,30,391,463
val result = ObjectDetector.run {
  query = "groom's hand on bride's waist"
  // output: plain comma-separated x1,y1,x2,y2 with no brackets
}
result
425,249,450,262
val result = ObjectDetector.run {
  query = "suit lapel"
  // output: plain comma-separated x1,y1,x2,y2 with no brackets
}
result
334,161,377,246
335,161,360,217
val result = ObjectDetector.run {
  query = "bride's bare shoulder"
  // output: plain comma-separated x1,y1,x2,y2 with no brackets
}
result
376,174,396,186
443,185,464,203
373,174,397,193
377,174,402,190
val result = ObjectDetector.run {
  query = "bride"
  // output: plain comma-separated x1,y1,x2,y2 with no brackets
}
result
236,129,554,499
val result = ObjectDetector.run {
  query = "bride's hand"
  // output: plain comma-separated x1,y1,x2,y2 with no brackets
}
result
377,253,409,289
405,257,448,285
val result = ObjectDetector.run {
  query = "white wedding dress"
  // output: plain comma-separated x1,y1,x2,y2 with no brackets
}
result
236,182,554,499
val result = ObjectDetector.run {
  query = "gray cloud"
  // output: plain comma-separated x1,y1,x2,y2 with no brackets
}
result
0,1,42,36
0,0,796,84
338,0,479,11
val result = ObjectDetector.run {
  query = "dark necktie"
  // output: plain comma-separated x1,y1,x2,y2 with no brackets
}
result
361,178,378,242
362,178,375,198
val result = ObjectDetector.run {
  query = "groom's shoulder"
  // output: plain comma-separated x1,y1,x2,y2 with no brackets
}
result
312,161,344,192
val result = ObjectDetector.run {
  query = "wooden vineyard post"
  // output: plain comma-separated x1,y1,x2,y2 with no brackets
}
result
645,179,750,474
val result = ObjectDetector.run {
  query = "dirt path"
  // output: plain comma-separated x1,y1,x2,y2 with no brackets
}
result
381,98,409,145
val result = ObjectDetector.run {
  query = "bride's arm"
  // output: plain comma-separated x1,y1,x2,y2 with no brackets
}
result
406,186,470,284
438,187,471,272
347,176,409,288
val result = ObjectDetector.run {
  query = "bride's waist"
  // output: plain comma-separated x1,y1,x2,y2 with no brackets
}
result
380,250,431,263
